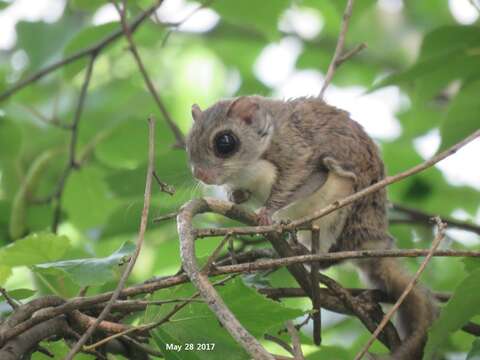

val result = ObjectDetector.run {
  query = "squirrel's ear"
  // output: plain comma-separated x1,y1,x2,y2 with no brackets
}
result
191,104,202,121
226,97,259,125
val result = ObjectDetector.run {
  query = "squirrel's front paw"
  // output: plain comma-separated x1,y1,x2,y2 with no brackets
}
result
256,207,273,226
228,188,251,204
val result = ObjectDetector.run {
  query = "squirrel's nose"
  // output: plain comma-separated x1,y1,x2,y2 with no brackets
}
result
193,167,214,184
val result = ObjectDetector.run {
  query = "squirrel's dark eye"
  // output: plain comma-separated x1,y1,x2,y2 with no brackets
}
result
213,131,238,158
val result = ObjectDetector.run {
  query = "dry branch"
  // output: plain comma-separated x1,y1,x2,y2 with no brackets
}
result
0,317,73,360
1,246,478,351
177,199,275,360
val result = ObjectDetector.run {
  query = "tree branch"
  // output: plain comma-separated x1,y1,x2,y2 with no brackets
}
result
178,198,275,360
318,0,360,99
51,53,96,232
392,203,480,235
114,0,186,148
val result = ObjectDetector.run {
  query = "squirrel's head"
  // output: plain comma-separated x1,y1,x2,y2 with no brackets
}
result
186,96,274,185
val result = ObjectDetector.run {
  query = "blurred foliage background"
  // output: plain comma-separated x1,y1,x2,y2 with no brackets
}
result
0,0,479,359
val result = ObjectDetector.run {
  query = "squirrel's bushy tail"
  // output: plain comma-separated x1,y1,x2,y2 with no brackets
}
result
357,257,438,360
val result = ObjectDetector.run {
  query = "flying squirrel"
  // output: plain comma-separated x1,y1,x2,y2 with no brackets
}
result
186,95,437,359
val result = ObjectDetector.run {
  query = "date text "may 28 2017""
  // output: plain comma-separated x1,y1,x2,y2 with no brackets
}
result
165,343,216,352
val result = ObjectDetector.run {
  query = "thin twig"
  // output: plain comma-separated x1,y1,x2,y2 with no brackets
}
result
51,53,97,233
64,117,156,360
211,249,480,274
310,227,321,346
114,0,186,148
153,212,178,222
264,334,294,356
392,203,480,235
121,335,164,357
153,171,176,195
202,234,232,273
0,288,19,310
354,218,447,360
286,321,304,360
16,103,71,130
159,0,215,48
335,42,367,67
469,0,480,12
84,275,234,352
318,0,358,99
1,246,479,347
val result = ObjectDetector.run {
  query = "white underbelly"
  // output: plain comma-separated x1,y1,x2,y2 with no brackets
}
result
273,172,354,253
226,159,277,207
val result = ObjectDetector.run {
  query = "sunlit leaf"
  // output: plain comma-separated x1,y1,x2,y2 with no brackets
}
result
63,165,120,229
0,265,12,286
33,242,134,287
0,232,70,267
0,288,36,302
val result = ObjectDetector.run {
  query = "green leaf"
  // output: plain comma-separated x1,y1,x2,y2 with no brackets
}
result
0,265,12,286
63,165,120,229
16,17,81,72
94,117,176,170
9,149,60,240
211,0,290,38
33,242,135,287
63,22,119,79
69,0,104,11
0,116,22,160
438,80,480,152
0,288,36,302
423,268,480,359
0,232,70,267
371,26,480,100
147,278,303,360
95,120,156,170
463,258,480,274
306,346,351,359
467,338,480,360
0,1,10,10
